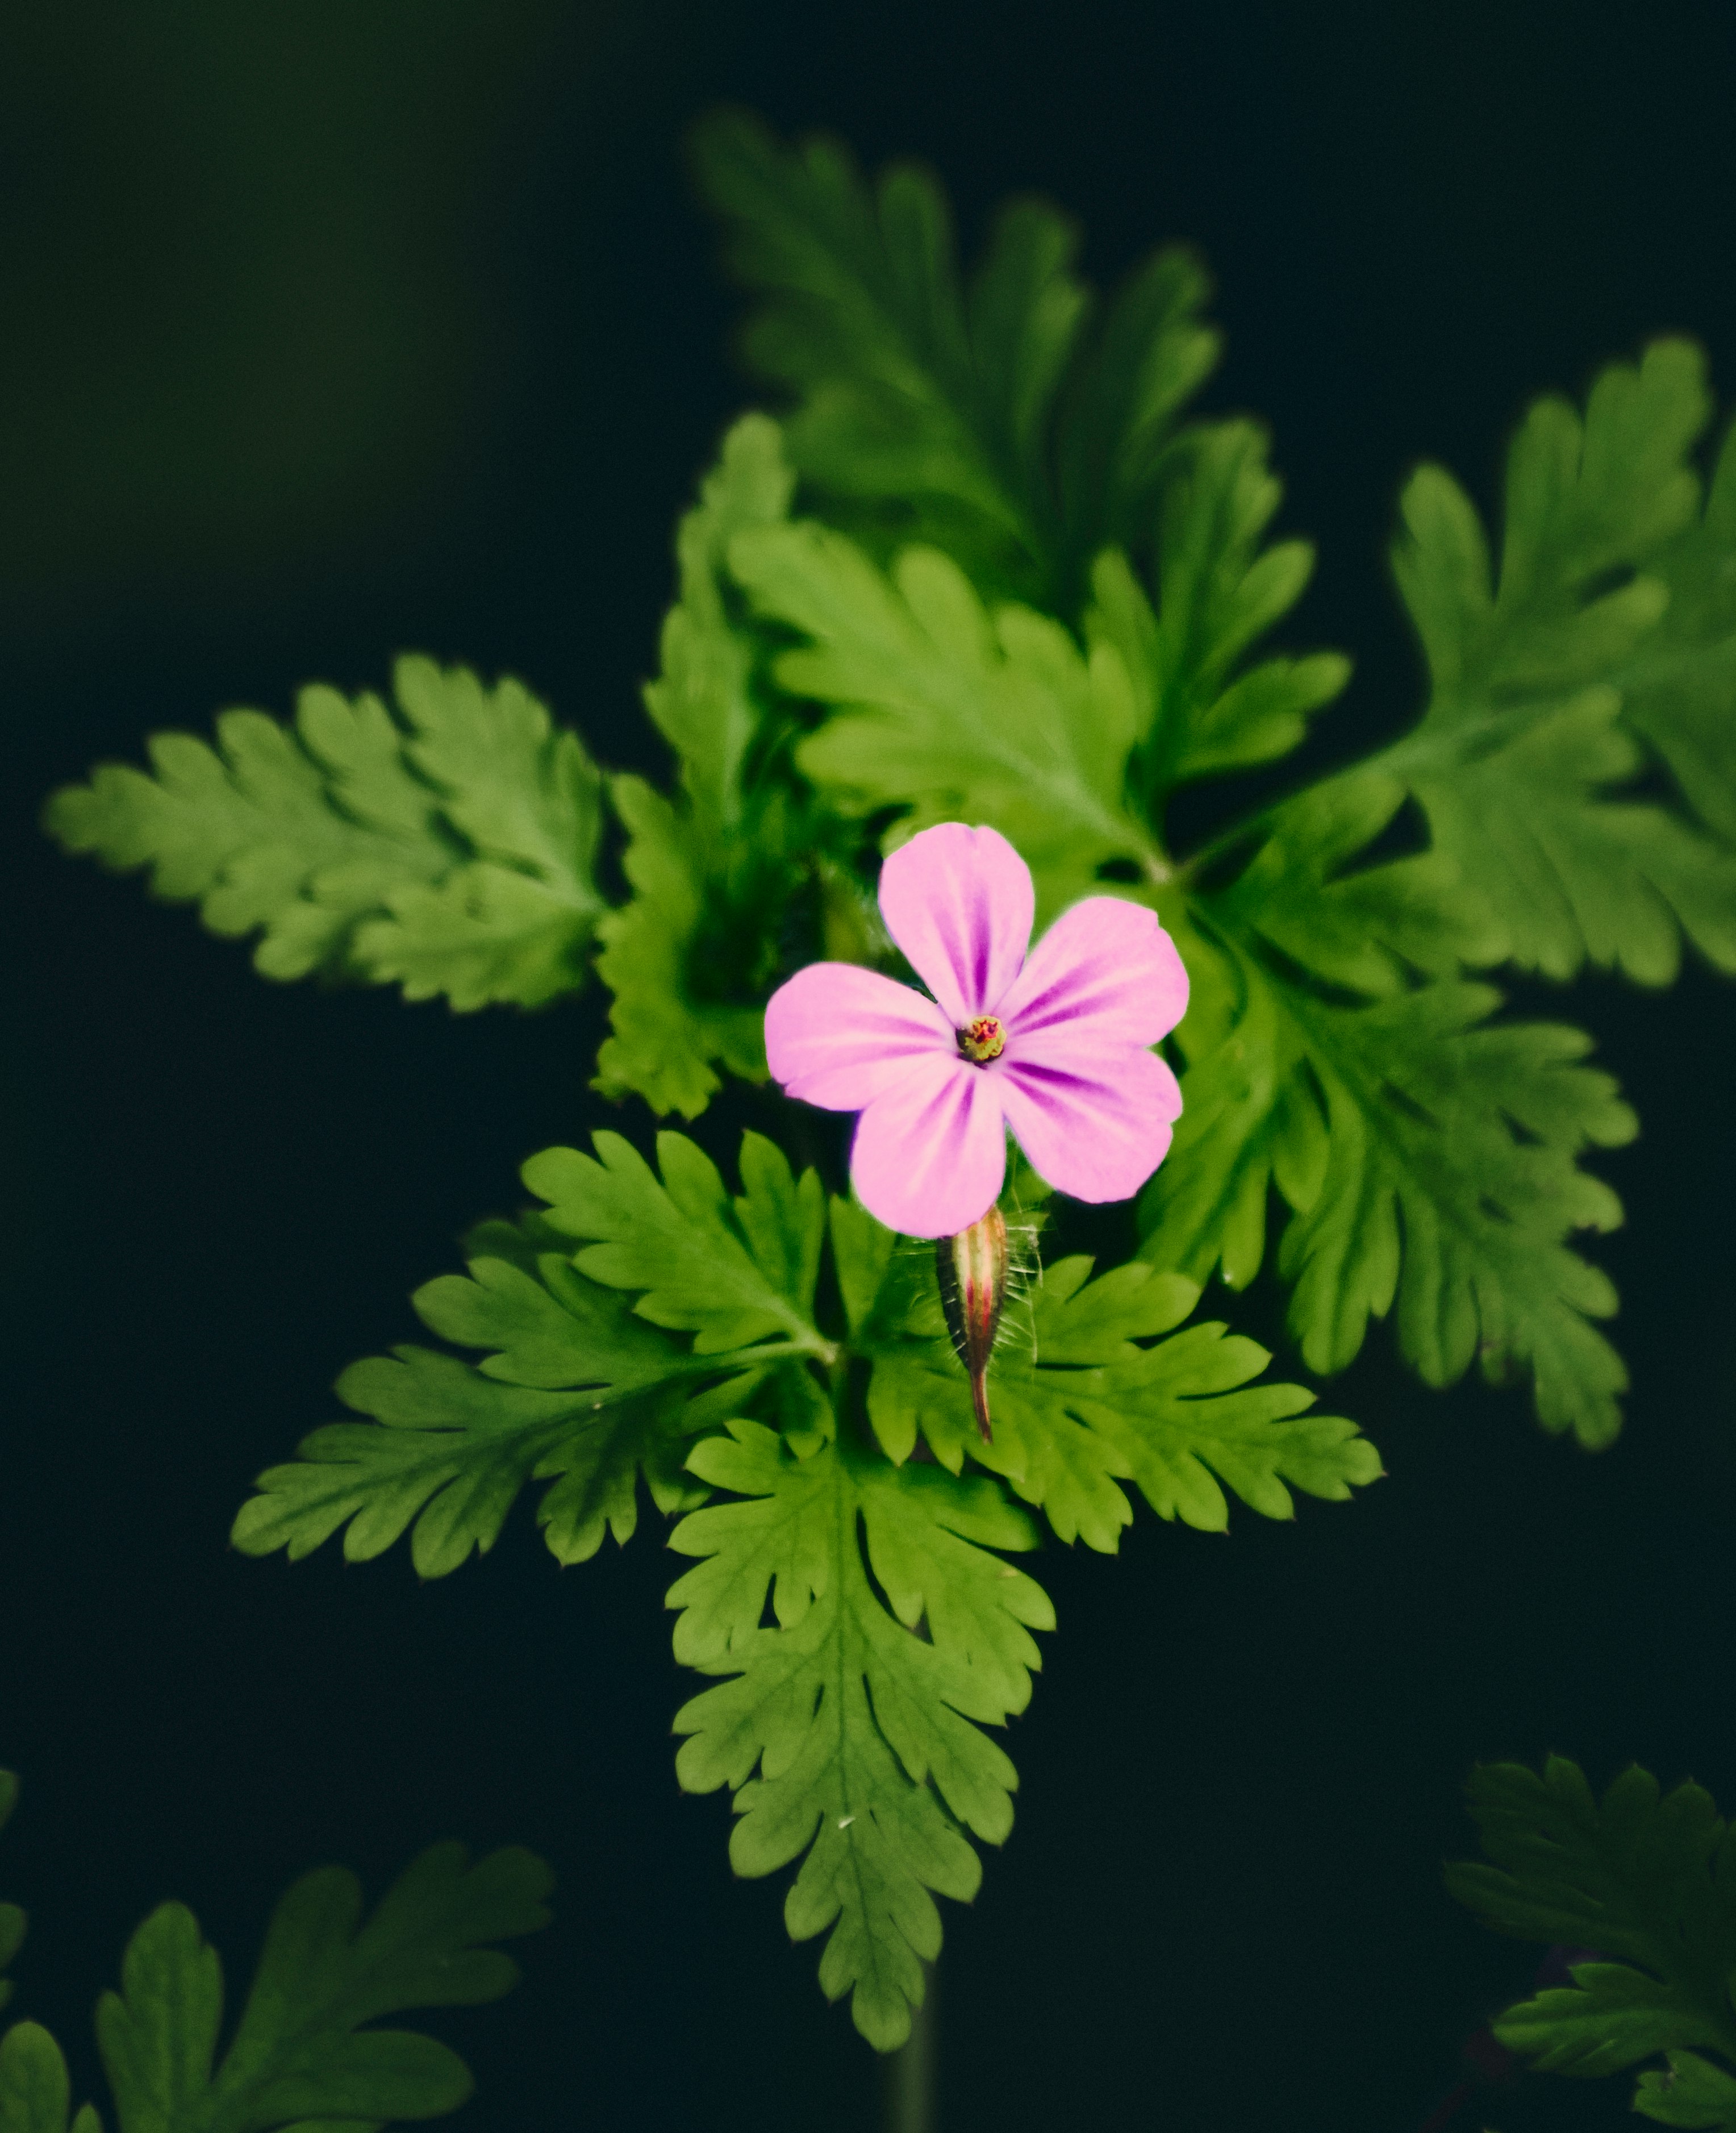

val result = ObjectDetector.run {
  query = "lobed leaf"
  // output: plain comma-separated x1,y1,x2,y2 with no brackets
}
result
732,519,1158,915
522,1129,825,1354
862,1248,1379,1551
594,415,806,1115
1145,849,1635,1445
693,109,1218,605
1389,339,1736,985
0,2023,98,2133
233,1134,831,1575
1450,1757,1736,2114
95,1844,550,2133
1099,420,1350,802
230,1215,722,1577
667,1419,1051,2049
45,659,603,1011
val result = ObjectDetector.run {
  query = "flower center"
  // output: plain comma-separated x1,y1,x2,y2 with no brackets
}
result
957,1014,1006,1064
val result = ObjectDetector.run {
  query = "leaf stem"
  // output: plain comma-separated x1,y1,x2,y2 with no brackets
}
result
883,1968,936,2133
678,1334,841,1376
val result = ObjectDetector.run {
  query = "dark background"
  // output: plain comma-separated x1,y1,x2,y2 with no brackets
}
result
6,3,1736,2127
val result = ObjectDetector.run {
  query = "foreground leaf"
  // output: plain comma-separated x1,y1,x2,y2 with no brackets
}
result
669,1419,1051,2050
860,1239,1380,1551
233,1135,831,1574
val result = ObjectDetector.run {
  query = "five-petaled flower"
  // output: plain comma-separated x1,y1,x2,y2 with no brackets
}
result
764,822,1190,1237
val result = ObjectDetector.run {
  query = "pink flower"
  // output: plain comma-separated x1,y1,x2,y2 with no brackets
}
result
764,823,1190,1237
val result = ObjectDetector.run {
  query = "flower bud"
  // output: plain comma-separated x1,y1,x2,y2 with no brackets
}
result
936,1203,1008,1444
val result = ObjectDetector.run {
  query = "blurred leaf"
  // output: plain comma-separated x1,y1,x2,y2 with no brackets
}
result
46,659,603,1011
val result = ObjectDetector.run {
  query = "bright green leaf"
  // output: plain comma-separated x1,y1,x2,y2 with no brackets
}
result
668,1420,1051,2051
523,1129,826,1354
863,1249,1379,1551
229,1214,727,1577
732,519,1158,915
234,1133,832,1574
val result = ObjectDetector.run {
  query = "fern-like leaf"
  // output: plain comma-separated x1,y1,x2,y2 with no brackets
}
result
668,1419,1051,2051
46,658,603,1010
1449,1756,1736,2123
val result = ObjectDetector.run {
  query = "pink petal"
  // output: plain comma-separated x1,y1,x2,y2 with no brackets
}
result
850,1052,1008,1237
765,962,954,1110
996,895,1190,1053
996,1045,1183,1205
877,822,1034,1026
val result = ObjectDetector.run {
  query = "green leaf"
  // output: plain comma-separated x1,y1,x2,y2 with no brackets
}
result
45,657,603,1011
1095,420,1351,801
95,1845,550,2133
233,1134,829,1575
1622,422,1736,848
523,1128,827,1354
231,1233,704,1578
667,1419,1052,2051
1144,774,1638,1447
594,415,811,1117
1449,1759,1736,2095
1387,339,1736,985
0,2024,91,2133
592,774,770,1117
1636,2051,1736,2128
732,518,1159,915
692,110,1216,603
862,1245,1380,1551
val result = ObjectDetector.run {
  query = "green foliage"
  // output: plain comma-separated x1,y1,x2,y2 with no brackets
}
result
1449,1756,1736,2127
732,519,1158,917
595,415,811,1115
669,1420,1051,2051
53,105,1736,2061
1388,339,1736,986
1146,777,1639,1445
45,657,603,1010
0,1773,546,2133
858,1238,1380,1552
232,1126,838,1576
237,1132,1375,2040
692,107,1219,605
696,122,1736,1445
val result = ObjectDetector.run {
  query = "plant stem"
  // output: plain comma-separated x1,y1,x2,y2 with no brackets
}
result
883,1970,936,2133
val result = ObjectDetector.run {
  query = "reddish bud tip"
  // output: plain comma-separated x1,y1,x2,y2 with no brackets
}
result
936,1204,1008,1443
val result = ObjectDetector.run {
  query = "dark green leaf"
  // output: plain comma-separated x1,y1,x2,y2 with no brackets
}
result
1449,1759,1736,2094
